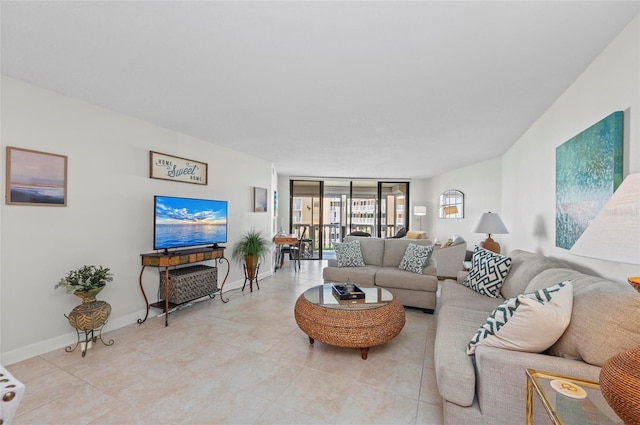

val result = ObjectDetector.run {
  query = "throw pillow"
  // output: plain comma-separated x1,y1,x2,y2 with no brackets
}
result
399,243,434,274
451,235,465,246
467,281,573,355
440,238,453,248
335,240,366,267
462,247,512,298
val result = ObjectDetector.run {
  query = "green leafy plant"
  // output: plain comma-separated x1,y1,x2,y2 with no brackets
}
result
231,229,270,266
55,265,114,294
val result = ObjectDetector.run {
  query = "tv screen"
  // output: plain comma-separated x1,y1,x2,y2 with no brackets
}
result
154,195,228,251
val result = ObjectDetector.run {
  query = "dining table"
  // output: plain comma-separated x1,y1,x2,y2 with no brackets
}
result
273,234,299,272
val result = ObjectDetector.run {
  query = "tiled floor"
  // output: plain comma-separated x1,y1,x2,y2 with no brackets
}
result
7,260,443,425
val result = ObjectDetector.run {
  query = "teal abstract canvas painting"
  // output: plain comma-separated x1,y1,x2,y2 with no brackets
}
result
556,111,623,250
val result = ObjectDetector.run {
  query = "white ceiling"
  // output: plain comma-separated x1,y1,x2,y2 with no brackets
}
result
2,1,638,179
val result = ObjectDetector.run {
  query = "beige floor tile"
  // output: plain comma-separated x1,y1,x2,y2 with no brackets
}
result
334,383,419,425
416,400,445,425
419,366,443,406
274,367,353,423
254,403,328,425
358,355,424,399
13,383,119,425
9,261,443,425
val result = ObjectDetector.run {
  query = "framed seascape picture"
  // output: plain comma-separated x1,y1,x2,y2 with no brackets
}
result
254,187,267,212
5,146,68,206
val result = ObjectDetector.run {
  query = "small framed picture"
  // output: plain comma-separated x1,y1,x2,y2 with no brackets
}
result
5,146,68,206
254,187,267,212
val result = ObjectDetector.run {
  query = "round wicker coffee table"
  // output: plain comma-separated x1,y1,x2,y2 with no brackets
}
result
294,284,405,359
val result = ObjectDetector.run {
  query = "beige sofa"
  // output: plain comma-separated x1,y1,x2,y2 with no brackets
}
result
432,241,467,280
322,236,438,313
434,249,640,424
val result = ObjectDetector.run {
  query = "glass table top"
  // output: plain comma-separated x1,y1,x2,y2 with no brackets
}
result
302,283,393,310
526,369,622,425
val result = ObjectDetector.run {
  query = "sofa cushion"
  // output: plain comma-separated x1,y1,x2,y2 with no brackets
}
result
499,250,570,299
435,306,490,407
462,247,512,298
335,239,365,267
467,281,573,355
375,267,438,292
322,265,379,287
526,268,640,367
399,243,434,274
382,238,433,267
440,279,504,312
344,236,384,266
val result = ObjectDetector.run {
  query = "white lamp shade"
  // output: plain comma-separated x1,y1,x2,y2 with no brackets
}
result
570,173,640,265
414,206,427,216
472,212,509,235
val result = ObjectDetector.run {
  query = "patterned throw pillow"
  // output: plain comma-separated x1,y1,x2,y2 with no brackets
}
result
335,240,366,267
462,247,512,298
399,243,434,274
467,281,573,355
398,243,433,274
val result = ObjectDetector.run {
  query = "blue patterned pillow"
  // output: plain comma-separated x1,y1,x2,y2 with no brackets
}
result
463,247,512,298
399,243,434,274
335,240,366,267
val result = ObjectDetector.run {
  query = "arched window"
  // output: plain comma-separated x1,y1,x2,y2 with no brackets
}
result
439,190,464,219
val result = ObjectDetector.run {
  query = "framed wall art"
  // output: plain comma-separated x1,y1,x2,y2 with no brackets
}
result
5,146,68,206
254,187,267,212
556,111,624,249
149,151,208,185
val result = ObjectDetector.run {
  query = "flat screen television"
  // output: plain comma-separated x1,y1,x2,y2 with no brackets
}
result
154,195,228,253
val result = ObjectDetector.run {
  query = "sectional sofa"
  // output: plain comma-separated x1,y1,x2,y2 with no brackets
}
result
434,249,640,424
322,236,439,312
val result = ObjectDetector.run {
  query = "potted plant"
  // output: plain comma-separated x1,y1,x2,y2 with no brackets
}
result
55,265,114,303
231,229,270,281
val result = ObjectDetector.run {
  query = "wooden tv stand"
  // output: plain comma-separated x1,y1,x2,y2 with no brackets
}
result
138,247,229,327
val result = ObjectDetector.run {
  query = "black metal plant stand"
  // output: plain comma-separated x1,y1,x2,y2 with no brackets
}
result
64,322,115,357
242,263,260,292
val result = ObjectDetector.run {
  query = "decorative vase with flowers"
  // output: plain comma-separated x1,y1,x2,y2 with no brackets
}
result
55,265,114,303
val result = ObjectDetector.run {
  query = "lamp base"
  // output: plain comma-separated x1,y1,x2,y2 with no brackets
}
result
480,235,500,254
600,345,640,425
629,276,640,292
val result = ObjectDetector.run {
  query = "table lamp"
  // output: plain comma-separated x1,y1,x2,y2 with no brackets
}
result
471,212,509,254
414,206,426,231
570,173,640,424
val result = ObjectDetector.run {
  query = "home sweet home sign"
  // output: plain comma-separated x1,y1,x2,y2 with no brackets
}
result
149,151,208,185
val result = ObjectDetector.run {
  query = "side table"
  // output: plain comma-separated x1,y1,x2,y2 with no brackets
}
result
526,369,622,425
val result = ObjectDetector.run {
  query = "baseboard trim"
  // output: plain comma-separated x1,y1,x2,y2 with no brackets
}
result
1,276,254,365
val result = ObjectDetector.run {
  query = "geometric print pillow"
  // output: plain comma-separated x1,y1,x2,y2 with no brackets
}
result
399,243,434,274
462,247,512,298
335,239,366,267
467,281,573,355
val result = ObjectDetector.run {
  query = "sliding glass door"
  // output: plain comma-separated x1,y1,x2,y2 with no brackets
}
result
290,179,409,260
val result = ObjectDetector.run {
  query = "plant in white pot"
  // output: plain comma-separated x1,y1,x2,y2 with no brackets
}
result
55,265,114,303
231,229,270,281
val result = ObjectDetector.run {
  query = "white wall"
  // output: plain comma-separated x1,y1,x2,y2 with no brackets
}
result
411,157,502,248
413,16,640,283
1,77,275,364
502,16,639,283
